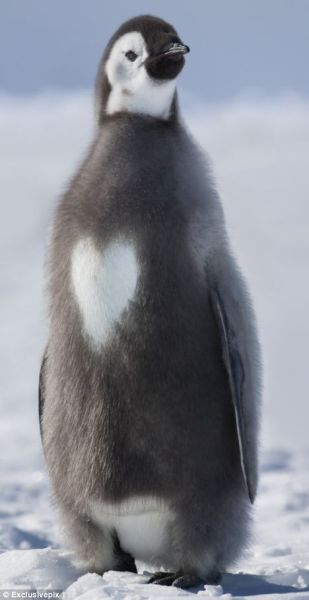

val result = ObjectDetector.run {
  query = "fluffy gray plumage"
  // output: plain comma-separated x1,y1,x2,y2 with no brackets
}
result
40,14,261,589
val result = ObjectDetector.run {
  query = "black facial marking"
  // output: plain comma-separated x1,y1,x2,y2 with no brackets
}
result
146,52,185,81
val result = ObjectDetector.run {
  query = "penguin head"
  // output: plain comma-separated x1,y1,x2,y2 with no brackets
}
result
96,15,189,124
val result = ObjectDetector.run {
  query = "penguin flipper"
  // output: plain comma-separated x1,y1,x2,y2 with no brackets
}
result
211,288,255,504
38,349,47,443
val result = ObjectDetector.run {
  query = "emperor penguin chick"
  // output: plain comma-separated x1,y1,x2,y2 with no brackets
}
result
40,15,261,589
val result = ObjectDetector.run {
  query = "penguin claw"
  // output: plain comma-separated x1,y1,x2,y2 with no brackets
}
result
148,571,175,584
172,574,203,589
153,574,178,586
148,571,202,589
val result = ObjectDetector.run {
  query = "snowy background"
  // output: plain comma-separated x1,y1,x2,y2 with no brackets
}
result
1,1,309,598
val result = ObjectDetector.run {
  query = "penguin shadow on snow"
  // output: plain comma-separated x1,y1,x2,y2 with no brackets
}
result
142,571,309,596
220,572,309,597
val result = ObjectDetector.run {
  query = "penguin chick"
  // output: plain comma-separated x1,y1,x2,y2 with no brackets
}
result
40,14,261,590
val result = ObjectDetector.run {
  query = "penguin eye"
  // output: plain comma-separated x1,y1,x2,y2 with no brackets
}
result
125,50,138,62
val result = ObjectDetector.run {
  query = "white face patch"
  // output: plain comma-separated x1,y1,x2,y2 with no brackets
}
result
71,237,139,349
105,31,176,120
90,497,173,563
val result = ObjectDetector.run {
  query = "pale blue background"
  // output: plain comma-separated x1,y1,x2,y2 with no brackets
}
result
1,0,308,100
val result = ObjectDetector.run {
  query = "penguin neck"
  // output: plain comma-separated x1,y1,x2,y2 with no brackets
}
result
105,80,177,121
100,91,181,127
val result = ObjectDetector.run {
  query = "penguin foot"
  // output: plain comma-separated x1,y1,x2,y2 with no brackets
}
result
154,574,178,586
172,574,203,589
148,571,176,585
148,571,202,589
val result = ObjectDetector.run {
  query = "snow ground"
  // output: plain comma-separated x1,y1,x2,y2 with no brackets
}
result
0,92,308,598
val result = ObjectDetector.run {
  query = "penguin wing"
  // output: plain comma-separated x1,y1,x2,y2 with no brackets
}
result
38,349,47,442
211,288,256,504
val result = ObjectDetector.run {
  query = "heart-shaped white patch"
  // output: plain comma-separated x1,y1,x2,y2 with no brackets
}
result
71,237,139,349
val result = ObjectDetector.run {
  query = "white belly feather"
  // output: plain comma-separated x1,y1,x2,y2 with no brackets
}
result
71,237,139,348
90,498,172,562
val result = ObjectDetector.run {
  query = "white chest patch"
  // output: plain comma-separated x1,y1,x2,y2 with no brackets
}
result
90,497,172,563
71,237,139,348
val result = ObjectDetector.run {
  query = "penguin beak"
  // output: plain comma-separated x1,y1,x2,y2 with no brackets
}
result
145,40,189,80
159,42,190,58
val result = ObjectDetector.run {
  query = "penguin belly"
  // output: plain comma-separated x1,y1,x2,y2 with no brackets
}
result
90,498,172,562
67,231,240,572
